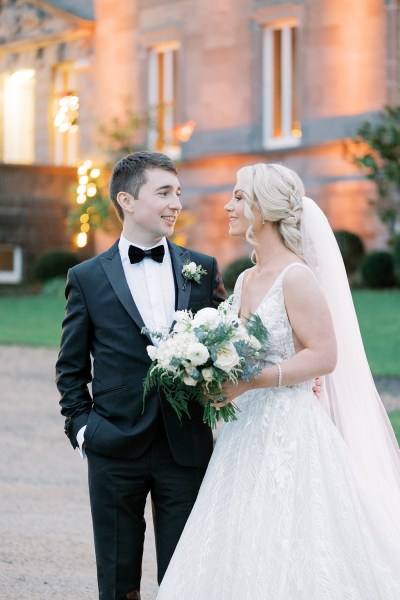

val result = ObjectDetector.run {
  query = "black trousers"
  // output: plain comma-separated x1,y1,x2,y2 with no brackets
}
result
86,425,207,600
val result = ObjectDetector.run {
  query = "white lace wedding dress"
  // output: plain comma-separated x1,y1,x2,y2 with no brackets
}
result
157,264,400,600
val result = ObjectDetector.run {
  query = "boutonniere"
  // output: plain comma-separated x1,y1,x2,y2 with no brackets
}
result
182,260,207,290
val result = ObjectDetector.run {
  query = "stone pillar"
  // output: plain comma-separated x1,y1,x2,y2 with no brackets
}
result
92,0,139,150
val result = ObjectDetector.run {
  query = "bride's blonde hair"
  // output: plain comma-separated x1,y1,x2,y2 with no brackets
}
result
236,163,305,259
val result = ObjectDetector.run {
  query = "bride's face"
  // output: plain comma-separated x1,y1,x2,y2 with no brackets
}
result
224,185,248,237
224,181,264,237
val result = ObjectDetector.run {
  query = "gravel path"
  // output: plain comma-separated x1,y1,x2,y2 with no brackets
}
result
0,345,399,599
0,346,157,600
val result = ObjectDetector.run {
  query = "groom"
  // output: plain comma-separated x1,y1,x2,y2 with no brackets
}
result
56,151,226,600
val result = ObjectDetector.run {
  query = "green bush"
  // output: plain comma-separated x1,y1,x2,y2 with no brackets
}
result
334,230,365,274
393,233,400,284
223,256,253,292
360,251,395,288
33,250,80,283
40,276,67,298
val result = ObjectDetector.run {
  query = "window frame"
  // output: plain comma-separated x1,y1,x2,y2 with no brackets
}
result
262,19,301,149
0,245,23,284
147,41,180,157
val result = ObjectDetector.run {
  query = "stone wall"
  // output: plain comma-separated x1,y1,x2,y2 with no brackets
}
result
0,164,92,281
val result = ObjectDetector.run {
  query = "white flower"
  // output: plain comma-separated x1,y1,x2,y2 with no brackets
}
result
173,320,189,333
192,307,220,328
186,342,210,366
183,375,197,387
185,262,197,275
147,345,158,361
181,261,207,285
202,368,214,382
214,342,241,373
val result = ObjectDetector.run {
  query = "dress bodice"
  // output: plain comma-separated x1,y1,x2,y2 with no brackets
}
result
232,262,314,391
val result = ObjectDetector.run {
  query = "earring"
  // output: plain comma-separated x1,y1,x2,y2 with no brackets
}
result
262,219,265,225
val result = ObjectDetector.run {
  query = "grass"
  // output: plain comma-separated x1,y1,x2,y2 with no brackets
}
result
389,411,400,444
0,288,399,377
352,289,400,377
0,295,65,347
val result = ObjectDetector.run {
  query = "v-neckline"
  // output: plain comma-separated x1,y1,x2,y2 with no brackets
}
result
237,262,304,319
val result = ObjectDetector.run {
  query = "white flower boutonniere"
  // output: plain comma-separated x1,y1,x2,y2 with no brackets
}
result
182,260,207,290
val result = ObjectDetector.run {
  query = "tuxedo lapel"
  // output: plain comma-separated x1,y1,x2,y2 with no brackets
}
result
168,240,192,311
100,242,150,340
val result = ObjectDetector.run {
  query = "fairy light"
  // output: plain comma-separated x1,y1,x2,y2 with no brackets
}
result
87,183,97,197
76,232,87,248
54,93,79,132
74,161,102,248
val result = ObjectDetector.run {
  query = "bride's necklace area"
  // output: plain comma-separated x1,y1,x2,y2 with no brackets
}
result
255,250,285,275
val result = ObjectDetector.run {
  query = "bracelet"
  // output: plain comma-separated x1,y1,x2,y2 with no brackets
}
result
276,363,282,387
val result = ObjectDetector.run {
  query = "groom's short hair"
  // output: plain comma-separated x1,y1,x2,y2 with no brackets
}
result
109,151,178,221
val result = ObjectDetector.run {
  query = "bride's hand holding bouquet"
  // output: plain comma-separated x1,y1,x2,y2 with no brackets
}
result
142,297,269,428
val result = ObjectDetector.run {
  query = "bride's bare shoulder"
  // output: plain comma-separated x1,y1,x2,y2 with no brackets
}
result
282,262,320,295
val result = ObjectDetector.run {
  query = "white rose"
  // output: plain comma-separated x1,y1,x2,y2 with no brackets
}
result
186,262,197,274
183,375,197,387
202,368,214,382
173,320,188,333
186,342,210,366
192,307,220,328
147,345,158,361
214,343,240,373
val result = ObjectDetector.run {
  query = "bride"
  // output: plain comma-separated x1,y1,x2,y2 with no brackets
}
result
156,163,400,599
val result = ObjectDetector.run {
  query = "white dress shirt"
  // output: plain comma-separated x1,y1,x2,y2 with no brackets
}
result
118,234,175,340
76,235,176,458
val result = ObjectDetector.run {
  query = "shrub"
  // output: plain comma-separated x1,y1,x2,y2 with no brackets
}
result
40,276,67,298
334,230,365,274
33,250,80,282
222,256,253,292
360,251,395,288
393,233,400,284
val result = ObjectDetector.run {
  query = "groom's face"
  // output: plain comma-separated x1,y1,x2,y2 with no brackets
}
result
133,168,182,242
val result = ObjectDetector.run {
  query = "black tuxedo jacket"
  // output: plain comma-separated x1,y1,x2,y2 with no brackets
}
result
56,239,226,466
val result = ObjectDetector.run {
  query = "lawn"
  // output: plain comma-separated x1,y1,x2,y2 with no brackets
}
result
0,295,65,347
389,411,400,445
352,289,400,378
0,288,399,377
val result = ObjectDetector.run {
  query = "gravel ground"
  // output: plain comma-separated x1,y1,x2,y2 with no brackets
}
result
0,346,158,600
0,344,399,599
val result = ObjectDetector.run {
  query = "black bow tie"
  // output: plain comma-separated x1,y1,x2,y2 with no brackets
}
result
128,244,165,265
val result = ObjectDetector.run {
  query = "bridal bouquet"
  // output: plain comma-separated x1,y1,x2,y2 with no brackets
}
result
142,297,269,428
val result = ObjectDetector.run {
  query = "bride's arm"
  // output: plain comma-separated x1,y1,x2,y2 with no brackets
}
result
217,267,337,404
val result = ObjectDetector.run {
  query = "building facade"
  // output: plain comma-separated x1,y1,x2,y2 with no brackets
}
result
0,0,399,281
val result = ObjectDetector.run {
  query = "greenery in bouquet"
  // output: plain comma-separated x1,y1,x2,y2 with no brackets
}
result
142,297,269,428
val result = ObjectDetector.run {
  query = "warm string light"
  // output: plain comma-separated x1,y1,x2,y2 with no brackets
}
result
54,93,79,133
74,160,101,248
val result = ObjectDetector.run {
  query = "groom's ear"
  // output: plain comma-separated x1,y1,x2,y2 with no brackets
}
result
116,191,135,215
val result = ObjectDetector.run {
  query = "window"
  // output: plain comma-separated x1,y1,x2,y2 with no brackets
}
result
262,22,301,148
52,64,79,166
0,245,23,284
148,43,180,157
1,69,35,164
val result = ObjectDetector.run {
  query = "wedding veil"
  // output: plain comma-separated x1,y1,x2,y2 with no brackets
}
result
301,197,400,508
